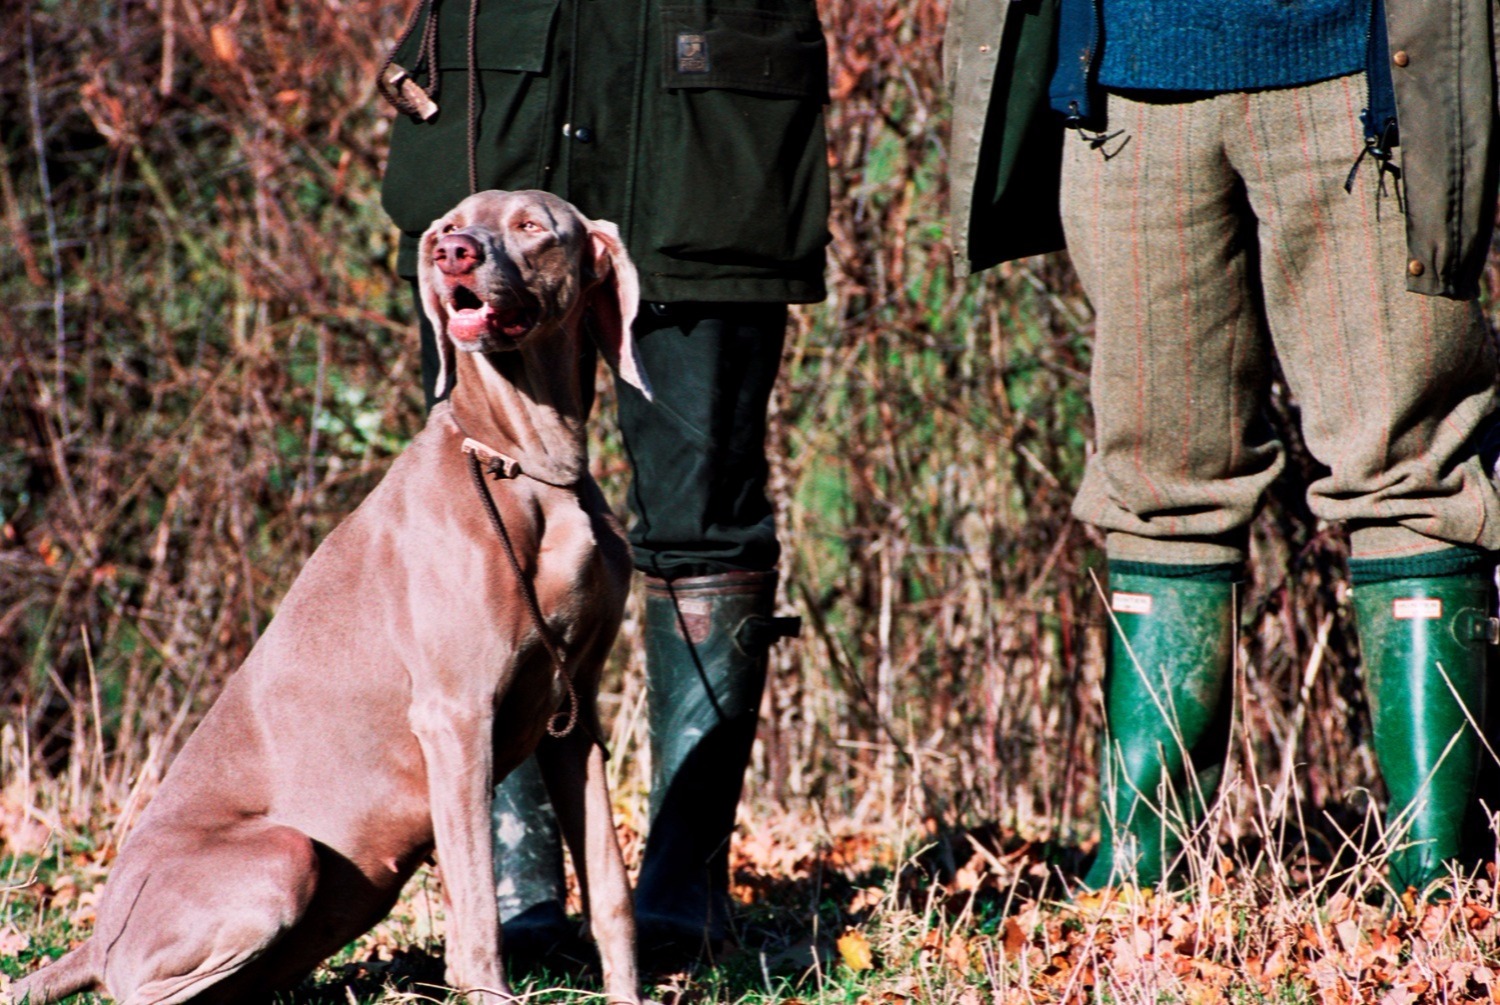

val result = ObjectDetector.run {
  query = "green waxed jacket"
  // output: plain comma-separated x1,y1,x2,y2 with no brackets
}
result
381,0,831,304
945,0,1500,299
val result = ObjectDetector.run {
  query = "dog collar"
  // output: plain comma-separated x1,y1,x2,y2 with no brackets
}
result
461,437,525,480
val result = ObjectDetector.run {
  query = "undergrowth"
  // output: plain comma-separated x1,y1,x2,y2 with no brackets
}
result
10,791,1500,1003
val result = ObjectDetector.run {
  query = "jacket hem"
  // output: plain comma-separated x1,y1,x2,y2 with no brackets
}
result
397,234,826,304
639,275,827,305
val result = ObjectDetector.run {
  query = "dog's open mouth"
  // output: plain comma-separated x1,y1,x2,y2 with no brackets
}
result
445,285,537,343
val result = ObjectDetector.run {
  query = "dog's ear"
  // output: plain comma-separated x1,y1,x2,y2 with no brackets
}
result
583,218,651,400
416,221,459,400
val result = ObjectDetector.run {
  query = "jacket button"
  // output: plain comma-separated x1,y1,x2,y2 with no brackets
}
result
574,126,595,143
1407,258,1425,277
978,44,990,53
1393,50,1410,67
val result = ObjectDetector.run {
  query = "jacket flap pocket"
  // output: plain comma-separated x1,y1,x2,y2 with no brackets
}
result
395,0,560,73
659,6,828,99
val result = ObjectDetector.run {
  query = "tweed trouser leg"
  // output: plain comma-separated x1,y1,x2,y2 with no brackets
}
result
1061,75,1500,566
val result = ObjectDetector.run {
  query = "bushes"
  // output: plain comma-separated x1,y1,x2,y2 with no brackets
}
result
0,0,1392,846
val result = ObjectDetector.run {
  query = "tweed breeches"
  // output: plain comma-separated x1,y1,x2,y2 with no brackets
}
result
1061,73,1500,566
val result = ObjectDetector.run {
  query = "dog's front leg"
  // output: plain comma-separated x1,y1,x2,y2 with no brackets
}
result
410,691,512,1004
539,731,639,1005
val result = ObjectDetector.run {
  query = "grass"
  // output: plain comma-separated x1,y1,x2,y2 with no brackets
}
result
12,784,1500,1004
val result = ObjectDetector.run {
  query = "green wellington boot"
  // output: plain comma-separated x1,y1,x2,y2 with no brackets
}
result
1351,563,1493,896
1083,564,1237,890
491,756,575,963
633,570,800,959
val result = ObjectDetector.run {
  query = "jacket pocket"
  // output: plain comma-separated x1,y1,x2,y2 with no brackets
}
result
658,5,828,98
640,3,831,274
383,0,561,255
393,0,561,73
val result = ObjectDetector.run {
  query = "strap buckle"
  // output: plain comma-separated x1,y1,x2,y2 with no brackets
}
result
1456,610,1500,645
735,615,803,654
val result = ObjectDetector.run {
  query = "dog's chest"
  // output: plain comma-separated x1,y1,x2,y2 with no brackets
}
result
533,499,622,632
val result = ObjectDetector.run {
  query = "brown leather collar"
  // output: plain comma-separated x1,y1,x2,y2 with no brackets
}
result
460,436,525,481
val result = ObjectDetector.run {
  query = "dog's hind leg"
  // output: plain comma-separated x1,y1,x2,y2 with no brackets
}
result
94,821,320,1005
9,938,103,1004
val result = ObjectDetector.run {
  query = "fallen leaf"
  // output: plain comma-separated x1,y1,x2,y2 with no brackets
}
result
1002,916,1028,955
209,23,240,65
943,933,970,974
837,929,874,972
848,886,885,914
0,925,31,956
950,857,986,893
1335,918,1361,955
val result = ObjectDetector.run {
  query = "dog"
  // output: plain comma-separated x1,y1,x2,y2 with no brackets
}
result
11,189,647,1005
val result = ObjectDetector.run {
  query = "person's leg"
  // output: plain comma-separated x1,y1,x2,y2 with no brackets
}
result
414,278,446,412
489,757,572,958
1060,90,1273,887
1086,562,1237,889
1230,73,1500,564
615,302,799,955
1232,73,1500,895
617,302,787,580
1350,552,1492,895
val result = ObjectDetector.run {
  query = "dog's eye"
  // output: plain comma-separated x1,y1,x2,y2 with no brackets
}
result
441,223,458,234
518,220,545,234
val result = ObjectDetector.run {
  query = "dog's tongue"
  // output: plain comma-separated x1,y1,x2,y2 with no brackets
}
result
448,304,529,342
448,304,494,342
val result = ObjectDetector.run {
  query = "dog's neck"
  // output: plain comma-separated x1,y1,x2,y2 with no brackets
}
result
447,328,589,488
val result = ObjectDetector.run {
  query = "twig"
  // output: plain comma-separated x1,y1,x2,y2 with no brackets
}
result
1271,611,1333,819
24,4,69,444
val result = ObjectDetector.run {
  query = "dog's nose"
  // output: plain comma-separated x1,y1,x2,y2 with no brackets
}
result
435,233,484,276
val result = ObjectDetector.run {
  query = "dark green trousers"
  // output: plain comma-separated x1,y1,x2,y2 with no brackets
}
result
416,290,788,576
616,303,787,578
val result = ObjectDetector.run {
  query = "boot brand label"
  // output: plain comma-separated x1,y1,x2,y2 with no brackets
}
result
675,598,714,644
1392,597,1442,620
1111,591,1153,615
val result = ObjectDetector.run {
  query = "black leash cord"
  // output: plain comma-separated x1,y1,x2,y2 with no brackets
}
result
466,0,479,195
466,451,580,739
378,0,478,193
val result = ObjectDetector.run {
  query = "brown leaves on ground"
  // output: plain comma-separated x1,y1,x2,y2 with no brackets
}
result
18,804,1500,1005
3,833,111,936
745,816,1500,1004
936,870,1500,1004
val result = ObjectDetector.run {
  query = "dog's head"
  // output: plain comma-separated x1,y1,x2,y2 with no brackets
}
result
417,189,650,401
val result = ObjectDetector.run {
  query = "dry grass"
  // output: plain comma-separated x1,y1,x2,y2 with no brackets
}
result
11,780,1500,1004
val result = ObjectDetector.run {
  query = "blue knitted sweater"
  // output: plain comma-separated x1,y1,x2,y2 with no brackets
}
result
1096,0,1371,93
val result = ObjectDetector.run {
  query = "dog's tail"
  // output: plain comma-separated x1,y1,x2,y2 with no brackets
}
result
8,939,102,1004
